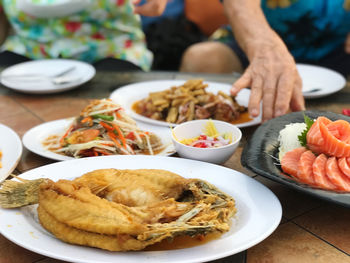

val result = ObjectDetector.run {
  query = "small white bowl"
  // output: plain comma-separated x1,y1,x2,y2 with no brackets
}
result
171,119,242,164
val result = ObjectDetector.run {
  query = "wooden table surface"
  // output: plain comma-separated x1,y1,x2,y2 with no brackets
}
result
0,70,349,263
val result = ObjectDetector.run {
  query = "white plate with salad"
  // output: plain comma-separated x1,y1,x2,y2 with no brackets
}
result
22,99,176,161
22,118,175,161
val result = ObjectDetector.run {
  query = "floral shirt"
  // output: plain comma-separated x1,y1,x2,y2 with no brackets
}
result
0,0,152,70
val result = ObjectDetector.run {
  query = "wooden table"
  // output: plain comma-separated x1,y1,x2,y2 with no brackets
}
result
0,70,349,263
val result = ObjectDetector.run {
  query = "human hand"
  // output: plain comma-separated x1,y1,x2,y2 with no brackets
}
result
230,39,305,122
345,33,350,54
133,0,167,17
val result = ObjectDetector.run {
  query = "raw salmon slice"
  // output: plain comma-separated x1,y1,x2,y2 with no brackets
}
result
326,157,350,192
312,154,337,190
307,117,332,154
319,120,350,158
338,157,350,179
297,150,316,185
281,147,307,178
327,120,350,143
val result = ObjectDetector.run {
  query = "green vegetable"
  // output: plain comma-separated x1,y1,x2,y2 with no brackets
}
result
92,114,114,121
298,114,315,146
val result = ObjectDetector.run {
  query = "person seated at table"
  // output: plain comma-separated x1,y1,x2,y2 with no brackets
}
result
180,0,350,122
140,0,229,70
0,0,168,71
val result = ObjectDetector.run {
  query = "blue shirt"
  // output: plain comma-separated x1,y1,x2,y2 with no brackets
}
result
140,0,184,30
262,0,350,61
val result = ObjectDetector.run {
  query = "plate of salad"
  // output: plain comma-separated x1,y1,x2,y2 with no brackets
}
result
22,99,175,161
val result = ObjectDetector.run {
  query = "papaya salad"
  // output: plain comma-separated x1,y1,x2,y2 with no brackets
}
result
42,99,164,158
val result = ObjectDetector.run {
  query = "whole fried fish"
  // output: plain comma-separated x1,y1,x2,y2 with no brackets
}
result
0,169,236,251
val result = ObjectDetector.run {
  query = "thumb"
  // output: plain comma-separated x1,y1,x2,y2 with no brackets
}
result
231,69,251,96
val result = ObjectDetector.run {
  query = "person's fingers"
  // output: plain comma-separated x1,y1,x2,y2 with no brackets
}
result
248,75,263,117
262,73,278,122
290,75,305,111
345,33,350,54
231,69,251,96
274,72,294,117
133,0,167,16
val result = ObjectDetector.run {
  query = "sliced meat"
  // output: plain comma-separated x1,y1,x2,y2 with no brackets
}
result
338,157,350,179
307,116,332,154
297,150,316,185
312,154,337,190
326,157,350,192
319,120,350,158
281,147,307,178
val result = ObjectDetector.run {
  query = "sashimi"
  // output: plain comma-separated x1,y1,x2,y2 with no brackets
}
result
281,147,307,178
312,154,337,190
307,117,332,154
338,157,350,179
326,157,350,191
297,150,316,185
319,120,350,158
327,120,350,143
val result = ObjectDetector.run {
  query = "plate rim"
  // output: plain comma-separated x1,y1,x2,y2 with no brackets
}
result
22,117,176,161
296,63,346,99
0,123,23,182
0,59,96,94
0,155,282,263
109,79,262,128
241,110,350,207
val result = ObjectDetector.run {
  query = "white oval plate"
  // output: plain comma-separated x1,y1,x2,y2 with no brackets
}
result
0,59,96,94
110,80,262,128
0,124,22,182
297,64,346,99
22,118,175,161
0,155,281,263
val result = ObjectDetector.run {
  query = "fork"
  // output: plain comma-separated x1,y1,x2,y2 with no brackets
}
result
2,66,78,84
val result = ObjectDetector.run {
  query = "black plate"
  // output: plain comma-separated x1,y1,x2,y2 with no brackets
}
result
241,111,350,208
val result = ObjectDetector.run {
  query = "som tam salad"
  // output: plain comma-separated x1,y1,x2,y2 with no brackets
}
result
43,99,164,158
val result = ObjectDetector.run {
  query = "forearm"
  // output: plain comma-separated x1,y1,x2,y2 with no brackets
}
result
223,0,286,59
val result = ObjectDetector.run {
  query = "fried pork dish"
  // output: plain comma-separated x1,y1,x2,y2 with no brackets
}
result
43,99,164,157
134,79,247,124
0,169,236,251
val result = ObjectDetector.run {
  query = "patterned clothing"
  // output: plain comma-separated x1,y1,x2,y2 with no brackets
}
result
214,0,350,62
0,0,152,70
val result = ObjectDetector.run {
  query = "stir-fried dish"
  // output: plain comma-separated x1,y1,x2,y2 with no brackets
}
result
43,99,164,157
133,79,247,124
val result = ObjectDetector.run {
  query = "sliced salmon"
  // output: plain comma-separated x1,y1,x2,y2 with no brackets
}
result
307,117,332,154
312,154,337,190
319,120,350,158
325,157,350,191
338,157,350,179
281,147,307,178
297,150,316,185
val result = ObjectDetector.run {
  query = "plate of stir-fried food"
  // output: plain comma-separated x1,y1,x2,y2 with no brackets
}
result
0,155,281,263
110,79,262,128
22,99,175,161
0,124,22,182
